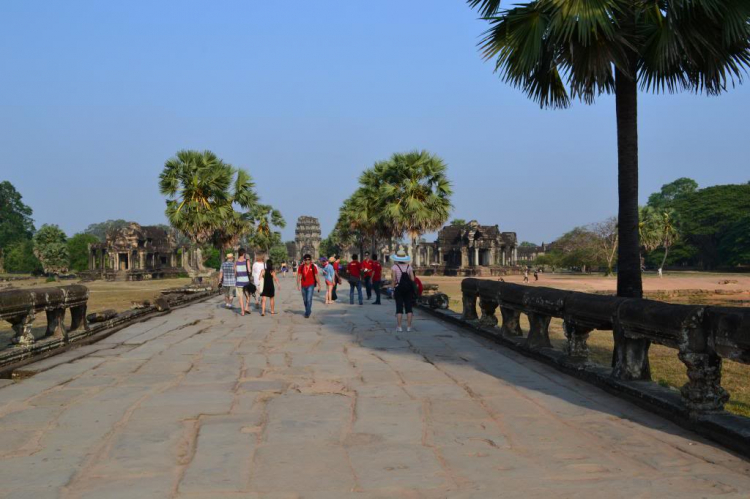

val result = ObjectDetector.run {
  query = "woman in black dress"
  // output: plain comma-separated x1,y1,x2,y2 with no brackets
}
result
260,260,281,316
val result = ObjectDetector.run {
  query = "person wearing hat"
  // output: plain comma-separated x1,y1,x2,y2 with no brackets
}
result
323,256,336,304
218,253,236,309
391,249,416,332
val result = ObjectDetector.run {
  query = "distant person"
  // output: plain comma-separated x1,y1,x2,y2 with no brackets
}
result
296,254,320,318
331,255,341,302
324,257,336,304
523,267,529,283
218,253,236,309
260,259,281,316
371,256,383,305
534,269,539,281
252,254,266,309
391,250,415,332
235,249,252,315
362,252,374,300
347,254,363,305
280,262,288,278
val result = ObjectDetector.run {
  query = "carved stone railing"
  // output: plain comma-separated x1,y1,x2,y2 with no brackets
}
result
461,278,750,415
0,285,89,346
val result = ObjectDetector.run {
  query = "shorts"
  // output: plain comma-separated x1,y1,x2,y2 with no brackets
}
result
222,286,235,298
394,287,413,314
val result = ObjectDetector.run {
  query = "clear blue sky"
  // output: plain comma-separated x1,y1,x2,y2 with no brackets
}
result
2,1,748,245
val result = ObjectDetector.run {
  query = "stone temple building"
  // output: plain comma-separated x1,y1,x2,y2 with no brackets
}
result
517,242,552,263
294,216,321,262
414,220,518,275
87,223,188,280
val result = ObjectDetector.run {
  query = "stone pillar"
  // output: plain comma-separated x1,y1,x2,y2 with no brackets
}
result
678,351,729,413
426,246,433,265
478,298,499,328
474,247,480,267
500,307,522,336
563,321,591,359
115,253,120,271
139,251,145,269
513,247,518,265
490,247,496,266
525,312,552,349
460,247,469,268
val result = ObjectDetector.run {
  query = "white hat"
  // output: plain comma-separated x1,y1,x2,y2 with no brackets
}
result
391,249,411,262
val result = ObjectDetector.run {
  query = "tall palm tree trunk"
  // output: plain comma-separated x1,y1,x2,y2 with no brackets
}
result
612,62,650,381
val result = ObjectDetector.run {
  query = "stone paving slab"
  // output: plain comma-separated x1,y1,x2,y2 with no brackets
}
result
0,285,749,498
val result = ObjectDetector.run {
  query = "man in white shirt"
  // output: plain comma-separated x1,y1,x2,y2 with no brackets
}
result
251,254,266,309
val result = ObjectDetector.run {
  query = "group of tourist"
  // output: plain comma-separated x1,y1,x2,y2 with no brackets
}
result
218,249,281,317
219,249,420,332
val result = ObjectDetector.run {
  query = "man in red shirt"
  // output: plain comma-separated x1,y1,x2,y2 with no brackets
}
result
347,254,363,305
371,256,383,305
296,253,320,318
361,252,374,300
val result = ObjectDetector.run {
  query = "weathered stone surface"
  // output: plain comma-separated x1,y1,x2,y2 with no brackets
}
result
0,289,749,497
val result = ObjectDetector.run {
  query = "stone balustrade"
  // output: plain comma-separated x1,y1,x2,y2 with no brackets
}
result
461,278,750,415
0,285,89,346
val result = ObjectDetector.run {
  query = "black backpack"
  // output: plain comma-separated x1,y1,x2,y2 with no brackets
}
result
397,264,417,296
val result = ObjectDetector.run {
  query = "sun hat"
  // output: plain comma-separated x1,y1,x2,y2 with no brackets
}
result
391,249,411,262
328,256,336,263
226,253,234,258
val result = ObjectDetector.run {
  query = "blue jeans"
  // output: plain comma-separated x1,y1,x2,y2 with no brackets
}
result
364,276,372,299
301,285,315,316
349,280,363,305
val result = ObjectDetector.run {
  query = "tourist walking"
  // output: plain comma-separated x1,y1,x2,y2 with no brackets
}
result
371,256,383,305
235,249,252,315
252,254,266,309
534,269,539,281
347,254,363,305
260,260,281,316
391,250,415,332
331,255,341,302
324,257,336,304
296,254,320,318
362,252,374,300
523,267,529,283
218,253,236,309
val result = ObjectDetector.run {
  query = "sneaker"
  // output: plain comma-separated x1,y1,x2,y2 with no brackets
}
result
407,327,412,332
396,327,403,332
225,303,232,309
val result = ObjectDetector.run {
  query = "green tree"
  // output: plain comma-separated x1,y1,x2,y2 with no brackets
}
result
554,227,606,273
202,247,222,270
3,240,43,274
450,219,467,227
469,0,750,300
0,181,35,249
639,207,679,276
159,150,259,246
33,224,69,274
67,233,99,272
519,241,536,248
83,219,132,241
647,178,698,211
719,216,750,266
245,204,286,253
372,150,453,258
269,245,289,265
674,184,750,268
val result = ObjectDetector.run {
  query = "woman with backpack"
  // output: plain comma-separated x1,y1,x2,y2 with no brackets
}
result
391,249,416,332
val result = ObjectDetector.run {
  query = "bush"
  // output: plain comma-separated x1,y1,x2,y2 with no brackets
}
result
3,239,43,274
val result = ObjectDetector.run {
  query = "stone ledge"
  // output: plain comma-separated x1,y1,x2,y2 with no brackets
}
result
0,289,219,377
417,304,750,460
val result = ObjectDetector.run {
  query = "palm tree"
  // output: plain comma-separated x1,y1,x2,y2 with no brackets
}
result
468,0,750,299
159,150,258,248
246,203,286,254
640,206,679,277
375,150,453,261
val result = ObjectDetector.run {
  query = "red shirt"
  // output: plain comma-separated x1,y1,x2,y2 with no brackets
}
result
361,259,373,278
333,261,340,273
298,263,318,287
347,261,361,279
372,261,382,281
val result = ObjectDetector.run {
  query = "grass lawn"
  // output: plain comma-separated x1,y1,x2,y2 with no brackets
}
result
421,272,750,417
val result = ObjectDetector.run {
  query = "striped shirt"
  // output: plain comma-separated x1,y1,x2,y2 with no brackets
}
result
221,261,236,287
235,259,250,286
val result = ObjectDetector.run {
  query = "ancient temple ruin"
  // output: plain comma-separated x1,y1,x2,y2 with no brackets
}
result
87,223,190,280
415,220,518,275
294,216,321,262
